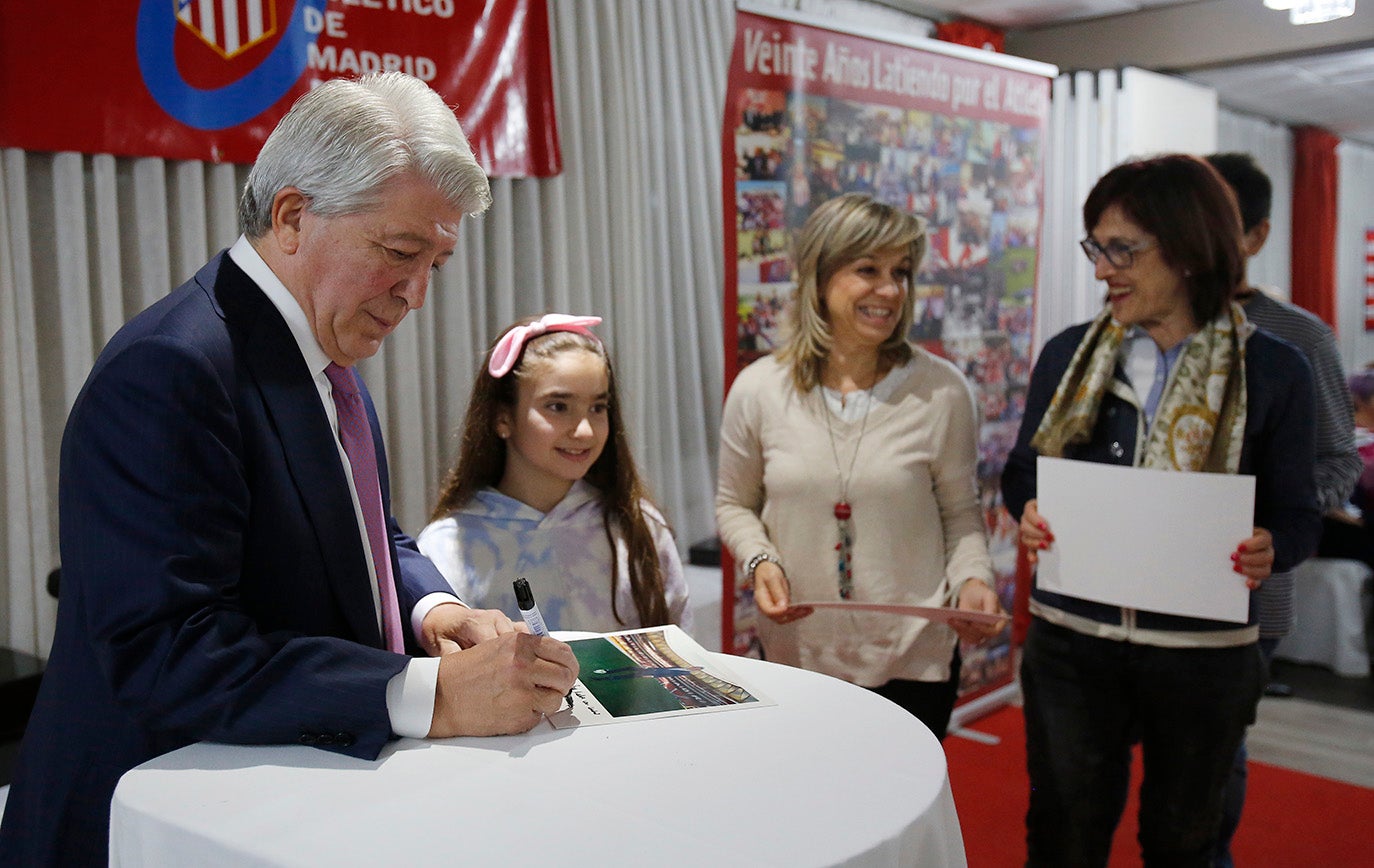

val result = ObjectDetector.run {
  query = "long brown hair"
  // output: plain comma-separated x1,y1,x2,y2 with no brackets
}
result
430,319,673,627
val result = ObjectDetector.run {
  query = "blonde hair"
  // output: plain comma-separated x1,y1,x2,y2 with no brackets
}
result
776,193,927,392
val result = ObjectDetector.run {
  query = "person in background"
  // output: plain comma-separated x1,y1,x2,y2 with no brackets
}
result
1345,370,1374,510
1204,151,1362,868
1317,370,1374,563
1347,371,1374,672
419,314,690,632
1003,153,1320,867
716,192,1005,742
0,73,578,868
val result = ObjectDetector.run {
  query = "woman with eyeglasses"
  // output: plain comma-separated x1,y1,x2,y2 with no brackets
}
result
1000,154,1320,866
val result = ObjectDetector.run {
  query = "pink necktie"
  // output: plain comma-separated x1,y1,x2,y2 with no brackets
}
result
325,363,405,654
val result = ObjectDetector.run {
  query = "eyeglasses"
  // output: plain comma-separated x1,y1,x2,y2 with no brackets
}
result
1079,236,1156,269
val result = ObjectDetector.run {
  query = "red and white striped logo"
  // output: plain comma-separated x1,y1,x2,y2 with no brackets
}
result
175,0,277,59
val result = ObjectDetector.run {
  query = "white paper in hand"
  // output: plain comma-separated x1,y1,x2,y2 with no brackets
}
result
1036,456,1254,623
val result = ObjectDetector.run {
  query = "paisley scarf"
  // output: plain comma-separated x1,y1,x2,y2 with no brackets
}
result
1031,303,1250,473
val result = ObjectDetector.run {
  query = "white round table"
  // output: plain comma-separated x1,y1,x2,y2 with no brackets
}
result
110,654,966,867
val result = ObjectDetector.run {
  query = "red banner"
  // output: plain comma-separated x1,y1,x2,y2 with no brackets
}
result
1364,228,1374,331
721,9,1051,705
0,0,560,176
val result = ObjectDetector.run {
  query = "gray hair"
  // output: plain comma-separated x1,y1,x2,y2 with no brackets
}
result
238,72,492,237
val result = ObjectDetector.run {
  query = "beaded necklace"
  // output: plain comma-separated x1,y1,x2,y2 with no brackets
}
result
821,386,873,599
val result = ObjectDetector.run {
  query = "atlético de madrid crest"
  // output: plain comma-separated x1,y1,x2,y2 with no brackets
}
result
175,0,280,60
136,0,321,131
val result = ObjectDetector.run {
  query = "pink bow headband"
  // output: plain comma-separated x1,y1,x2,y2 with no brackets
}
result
487,314,603,378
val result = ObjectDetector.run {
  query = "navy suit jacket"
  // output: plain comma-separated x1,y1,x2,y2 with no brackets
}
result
0,252,452,866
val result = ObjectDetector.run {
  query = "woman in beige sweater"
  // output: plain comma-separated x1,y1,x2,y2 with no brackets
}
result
716,193,1005,739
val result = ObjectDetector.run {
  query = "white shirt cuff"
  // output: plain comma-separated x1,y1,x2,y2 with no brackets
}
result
385,594,468,739
386,657,441,739
411,592,465,641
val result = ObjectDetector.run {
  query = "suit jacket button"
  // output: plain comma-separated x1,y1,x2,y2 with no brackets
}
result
1110,441,1125,458
336,732,356,747
299,733,317,746
316,733,335,746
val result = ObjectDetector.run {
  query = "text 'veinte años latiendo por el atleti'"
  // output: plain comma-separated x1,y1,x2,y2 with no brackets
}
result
740,26,1046,121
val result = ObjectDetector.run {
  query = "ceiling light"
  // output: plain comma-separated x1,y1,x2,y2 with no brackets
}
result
1263,0,1295,8
1289,0,1357,23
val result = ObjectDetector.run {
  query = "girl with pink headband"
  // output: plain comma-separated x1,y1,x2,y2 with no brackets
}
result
418,314,690,632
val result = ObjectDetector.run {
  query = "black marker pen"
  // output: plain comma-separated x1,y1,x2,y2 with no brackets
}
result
512,577,549,637
512,578,572,709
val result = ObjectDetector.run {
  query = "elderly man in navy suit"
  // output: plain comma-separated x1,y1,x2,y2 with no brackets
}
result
0,72,578,867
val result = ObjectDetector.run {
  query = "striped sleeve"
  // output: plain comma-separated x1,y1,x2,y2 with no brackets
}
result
1246,293,1361,512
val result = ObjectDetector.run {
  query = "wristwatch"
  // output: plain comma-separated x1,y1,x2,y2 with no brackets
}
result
744,552,781,582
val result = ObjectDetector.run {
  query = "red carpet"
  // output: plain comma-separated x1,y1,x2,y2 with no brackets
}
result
945,703,1374,866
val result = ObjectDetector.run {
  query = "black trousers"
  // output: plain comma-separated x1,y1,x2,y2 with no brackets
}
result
1021,618,1263,868
867,647,962,741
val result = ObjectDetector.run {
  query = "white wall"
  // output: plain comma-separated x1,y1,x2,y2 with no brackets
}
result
1116,67,1217,162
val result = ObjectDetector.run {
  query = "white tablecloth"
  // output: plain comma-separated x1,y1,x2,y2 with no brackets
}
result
110,654,965,867
1274,557,1372,677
